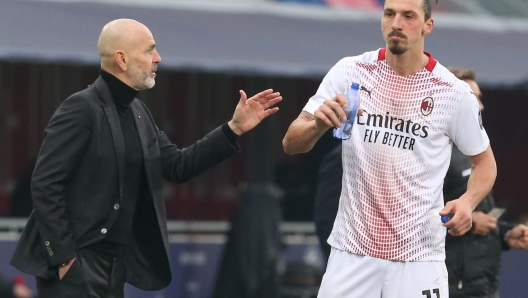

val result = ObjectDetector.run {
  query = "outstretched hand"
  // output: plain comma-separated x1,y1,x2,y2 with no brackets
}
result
228,89,282,135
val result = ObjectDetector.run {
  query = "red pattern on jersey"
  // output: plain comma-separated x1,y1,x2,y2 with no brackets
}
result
430,77,454,87
332,51,447,261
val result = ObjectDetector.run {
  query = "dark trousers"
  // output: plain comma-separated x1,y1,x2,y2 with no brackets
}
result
36,247,126,298
450,291,500,298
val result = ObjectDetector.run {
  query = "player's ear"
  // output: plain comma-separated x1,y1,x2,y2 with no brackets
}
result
423,18,434,35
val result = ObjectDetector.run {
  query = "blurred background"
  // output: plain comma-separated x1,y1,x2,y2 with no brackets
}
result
0,0,527,297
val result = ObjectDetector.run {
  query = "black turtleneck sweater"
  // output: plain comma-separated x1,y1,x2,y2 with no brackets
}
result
93,70,144,256
93,70,239,257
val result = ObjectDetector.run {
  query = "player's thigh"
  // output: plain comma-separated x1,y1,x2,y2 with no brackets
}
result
318,248,384,298
383,261,448,298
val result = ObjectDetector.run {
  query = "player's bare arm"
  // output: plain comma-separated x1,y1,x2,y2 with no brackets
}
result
282,111,324,155
283,94,349,155
441,145,497,236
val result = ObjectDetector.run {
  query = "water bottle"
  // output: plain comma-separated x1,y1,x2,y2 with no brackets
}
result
333,82,360,140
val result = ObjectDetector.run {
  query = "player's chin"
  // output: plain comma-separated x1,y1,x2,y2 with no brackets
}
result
388,44,407,55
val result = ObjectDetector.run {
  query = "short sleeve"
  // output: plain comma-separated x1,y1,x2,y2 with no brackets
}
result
303,59,347,115
447,85,489,156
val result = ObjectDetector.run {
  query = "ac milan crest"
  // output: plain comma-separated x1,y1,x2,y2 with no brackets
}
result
421,94,434,116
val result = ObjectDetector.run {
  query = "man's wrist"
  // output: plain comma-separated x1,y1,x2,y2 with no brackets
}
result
227,120,243,136
58,258,74,268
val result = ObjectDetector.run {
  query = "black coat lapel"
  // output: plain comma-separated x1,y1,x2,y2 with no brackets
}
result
94,77,125,203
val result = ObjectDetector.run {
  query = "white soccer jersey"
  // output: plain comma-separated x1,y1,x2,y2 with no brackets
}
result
304,49,489,262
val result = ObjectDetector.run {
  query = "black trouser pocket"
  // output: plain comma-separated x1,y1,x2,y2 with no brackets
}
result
36,247,126,298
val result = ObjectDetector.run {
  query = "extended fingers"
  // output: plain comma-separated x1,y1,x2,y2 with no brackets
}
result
249,90,282,108
250,89,274,102
257,91,281,103
262,94,282,109
265,92,281,100
255,89,274,97
262,107,280,118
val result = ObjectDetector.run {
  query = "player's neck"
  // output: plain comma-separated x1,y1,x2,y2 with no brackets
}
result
385,48,429,77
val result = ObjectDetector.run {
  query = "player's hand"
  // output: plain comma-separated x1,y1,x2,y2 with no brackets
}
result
440,198,473,236
313,94,363,131
470,211,497,236
505,224,528,250
228,89,282,135
58,258,76,280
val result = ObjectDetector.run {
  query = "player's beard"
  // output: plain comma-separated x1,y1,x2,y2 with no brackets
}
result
129,63,156,90
388,41,407,55
387,31,408,55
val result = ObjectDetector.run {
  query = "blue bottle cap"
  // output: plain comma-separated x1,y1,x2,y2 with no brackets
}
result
441,215,450,223
351,83,360,90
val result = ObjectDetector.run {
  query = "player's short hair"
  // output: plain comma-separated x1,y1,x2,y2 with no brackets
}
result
448,67,477,81
423,0,438,20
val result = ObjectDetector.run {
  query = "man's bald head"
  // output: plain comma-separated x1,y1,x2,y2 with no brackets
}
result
97,19,161,90
98,19,152,70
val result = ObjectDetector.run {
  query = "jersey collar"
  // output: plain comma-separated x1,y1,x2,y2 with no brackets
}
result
378,48,437,72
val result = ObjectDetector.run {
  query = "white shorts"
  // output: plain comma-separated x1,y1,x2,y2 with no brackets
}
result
318,248,448,298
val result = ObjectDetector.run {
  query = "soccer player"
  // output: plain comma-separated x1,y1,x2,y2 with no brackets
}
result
282,0,497,297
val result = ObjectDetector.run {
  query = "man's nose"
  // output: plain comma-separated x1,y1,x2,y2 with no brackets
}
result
391,14,403,31
153,49,161,63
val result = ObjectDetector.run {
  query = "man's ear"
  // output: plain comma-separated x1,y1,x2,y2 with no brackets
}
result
423,18,434,35
115,50,128,71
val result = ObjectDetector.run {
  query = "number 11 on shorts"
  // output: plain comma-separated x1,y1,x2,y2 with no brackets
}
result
422,288,440,298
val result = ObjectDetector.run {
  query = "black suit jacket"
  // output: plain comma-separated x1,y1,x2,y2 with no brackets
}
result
444,145,513,296
10,77,240,290
314,144,342,261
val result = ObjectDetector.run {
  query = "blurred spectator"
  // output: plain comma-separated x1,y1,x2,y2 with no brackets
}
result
313,145,341,262
9,159,36,217
276,0,383,8
444,67,528,298
0,275,33,298
326,0,381,9
213,184,283,298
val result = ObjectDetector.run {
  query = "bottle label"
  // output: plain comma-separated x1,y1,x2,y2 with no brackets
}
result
333,83,361,140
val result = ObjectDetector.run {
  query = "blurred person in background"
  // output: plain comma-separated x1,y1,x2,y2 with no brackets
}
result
10,18,281,298
444,67,528,298
9,159,36,218
282,0,497,296
0,275,33,298
313,144,342,263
